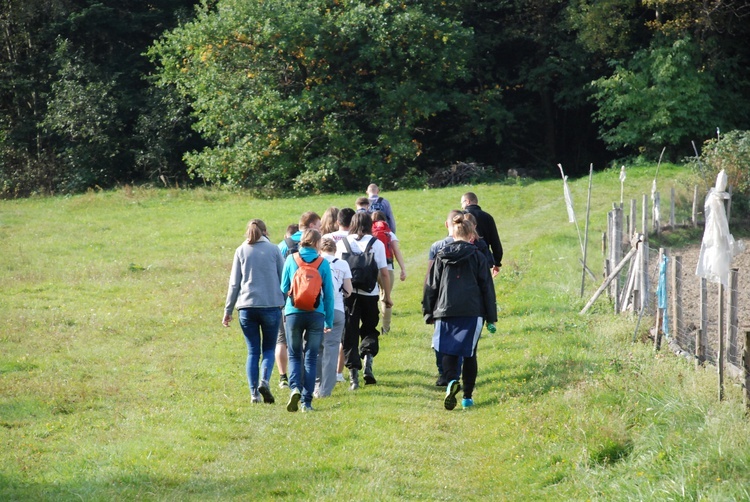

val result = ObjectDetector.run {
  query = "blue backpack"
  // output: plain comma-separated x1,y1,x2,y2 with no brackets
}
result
368,197,385,214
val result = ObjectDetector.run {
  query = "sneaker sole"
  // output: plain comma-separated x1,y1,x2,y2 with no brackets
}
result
444,381,461,410
258,386,275,404
287,392,300,412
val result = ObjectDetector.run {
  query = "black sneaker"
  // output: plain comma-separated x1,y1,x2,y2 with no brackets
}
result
435,375,448,386
258,384,275,404
279,374,289,389
444,380,461,411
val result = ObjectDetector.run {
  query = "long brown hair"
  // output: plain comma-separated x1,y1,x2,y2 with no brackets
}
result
348,212,373,240
245,219,268,244
320,207,340,234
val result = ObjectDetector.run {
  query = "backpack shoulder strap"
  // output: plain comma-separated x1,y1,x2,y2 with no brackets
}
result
311,256,324,268
342,237,354,253
293,253,305,267
364,236,376,253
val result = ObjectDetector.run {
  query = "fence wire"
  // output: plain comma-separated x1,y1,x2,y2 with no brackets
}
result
649,246,745,371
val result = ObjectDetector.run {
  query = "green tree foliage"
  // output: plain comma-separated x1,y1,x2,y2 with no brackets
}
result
150,0,473,193
0,0,199,196
692,130,750,215
586,1,750,160
3,0,750,196
591,37,718,155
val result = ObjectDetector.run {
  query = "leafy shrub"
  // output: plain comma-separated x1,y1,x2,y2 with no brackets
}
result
690,130,750,217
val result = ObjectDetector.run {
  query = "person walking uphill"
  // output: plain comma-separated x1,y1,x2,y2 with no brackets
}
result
461,192,503,277
423,213,497,410
280,229,335,412
367,183,396,232
276,211,321,390
336,212,391,390
223,219,285,405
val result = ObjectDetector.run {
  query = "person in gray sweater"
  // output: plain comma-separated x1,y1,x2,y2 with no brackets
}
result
223,219,286,404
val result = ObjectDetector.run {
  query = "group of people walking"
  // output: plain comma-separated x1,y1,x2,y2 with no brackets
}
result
223,186,501,412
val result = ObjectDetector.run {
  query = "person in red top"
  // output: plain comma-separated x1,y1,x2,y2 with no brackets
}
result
371,211,406,333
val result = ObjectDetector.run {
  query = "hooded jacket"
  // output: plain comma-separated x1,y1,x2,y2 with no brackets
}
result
422,240,497,323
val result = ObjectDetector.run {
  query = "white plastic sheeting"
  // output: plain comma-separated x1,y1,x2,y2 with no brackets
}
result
695,170,745,286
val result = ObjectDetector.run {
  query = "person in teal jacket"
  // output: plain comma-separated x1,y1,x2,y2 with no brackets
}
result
280,229,335,412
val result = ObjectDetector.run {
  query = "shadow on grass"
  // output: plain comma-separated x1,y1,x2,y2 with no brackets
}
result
479,355,591,400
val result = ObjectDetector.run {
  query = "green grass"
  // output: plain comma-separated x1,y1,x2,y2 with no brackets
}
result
2,165,750,500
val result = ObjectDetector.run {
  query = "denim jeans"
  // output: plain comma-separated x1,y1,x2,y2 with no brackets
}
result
285,311,324,406
316,309,345,397
238,308,281,395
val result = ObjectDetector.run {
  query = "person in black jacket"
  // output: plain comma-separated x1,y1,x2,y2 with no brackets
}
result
461,192,503,277
423,213,497,410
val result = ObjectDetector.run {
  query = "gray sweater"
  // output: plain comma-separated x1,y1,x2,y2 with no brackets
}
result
224,236,285,316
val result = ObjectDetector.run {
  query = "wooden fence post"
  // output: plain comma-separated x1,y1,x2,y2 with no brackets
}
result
719,282,725,402
642,194,648,236
580,237,642,315
640,238,649,311
695,329,704,369
670,255,682,343
701,277,708,362
727,185,733,222
653,191,661,236
692,185,699,227
728,269,739,363
744,331,750,412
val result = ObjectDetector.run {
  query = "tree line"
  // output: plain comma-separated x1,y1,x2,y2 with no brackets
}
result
2,0,749,197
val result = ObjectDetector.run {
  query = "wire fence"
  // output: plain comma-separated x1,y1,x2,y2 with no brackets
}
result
586,187,750,404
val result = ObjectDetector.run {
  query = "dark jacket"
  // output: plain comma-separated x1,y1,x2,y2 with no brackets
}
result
422,240,497,323
464,204,503,267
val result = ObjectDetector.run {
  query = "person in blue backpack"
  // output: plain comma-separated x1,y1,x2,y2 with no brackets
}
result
280,229,334,412
366,183,396,232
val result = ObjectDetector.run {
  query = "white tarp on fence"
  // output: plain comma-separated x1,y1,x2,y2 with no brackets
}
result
695,170,745,287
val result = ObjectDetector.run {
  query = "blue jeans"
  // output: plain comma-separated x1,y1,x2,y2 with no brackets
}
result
285,311,324,407
239,308,281,395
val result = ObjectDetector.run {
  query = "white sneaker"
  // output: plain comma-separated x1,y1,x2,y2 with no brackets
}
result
336,373,345,383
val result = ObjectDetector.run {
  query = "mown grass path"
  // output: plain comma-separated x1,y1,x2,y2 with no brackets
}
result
2,165,750,500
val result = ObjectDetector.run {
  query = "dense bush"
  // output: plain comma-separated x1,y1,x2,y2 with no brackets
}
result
691,130,750,217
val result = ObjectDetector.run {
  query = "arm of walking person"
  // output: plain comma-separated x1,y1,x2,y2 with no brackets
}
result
379,267,393,308
342,278,353,298
390,240,407,281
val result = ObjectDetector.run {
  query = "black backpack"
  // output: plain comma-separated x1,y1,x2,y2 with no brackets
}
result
284,237,299,257
341,237,379,293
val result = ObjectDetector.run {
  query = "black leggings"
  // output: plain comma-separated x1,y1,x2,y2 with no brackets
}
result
442,354,477,399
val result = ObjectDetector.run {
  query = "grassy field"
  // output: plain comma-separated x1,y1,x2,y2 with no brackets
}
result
2,164,750,501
